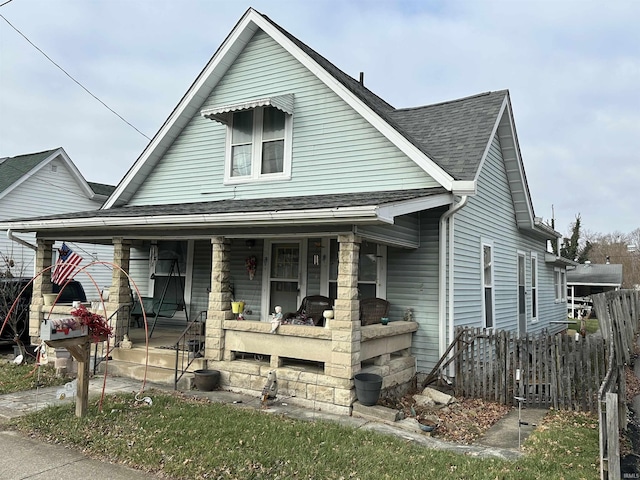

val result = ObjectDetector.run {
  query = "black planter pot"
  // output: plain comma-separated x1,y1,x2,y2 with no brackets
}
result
354,372,383,406
193,369,220,391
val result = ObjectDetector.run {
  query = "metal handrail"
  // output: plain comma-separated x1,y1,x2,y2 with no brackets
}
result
92,303,131,375
174,310,206,390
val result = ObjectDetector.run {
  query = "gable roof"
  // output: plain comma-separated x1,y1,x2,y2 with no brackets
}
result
0,149,58,195
0,147,114,203
567,263,623,287
100,8,546,239
103,8,482,209
389,91,508,181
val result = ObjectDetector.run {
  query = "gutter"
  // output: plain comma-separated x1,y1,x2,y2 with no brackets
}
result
6,229,37,251
438,196,468,362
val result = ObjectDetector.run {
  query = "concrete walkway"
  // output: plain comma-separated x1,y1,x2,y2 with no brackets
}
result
0,375,540,478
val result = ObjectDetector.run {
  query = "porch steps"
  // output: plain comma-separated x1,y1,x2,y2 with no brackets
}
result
98,345,206,389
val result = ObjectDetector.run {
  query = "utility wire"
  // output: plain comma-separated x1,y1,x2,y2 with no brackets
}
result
0,0,15,8
0,14,151,141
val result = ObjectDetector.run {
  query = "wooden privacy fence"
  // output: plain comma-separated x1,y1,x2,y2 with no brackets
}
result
593,289,640,480
454,327,607,411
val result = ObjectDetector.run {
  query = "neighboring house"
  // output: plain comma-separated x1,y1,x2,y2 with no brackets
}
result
567,262,623,318
0,9,573,413
0,148,115,297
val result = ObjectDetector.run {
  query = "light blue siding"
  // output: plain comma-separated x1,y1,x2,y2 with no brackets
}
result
128,29,437,206
387,208,443,372
357,213,420,248
190,240,212,321
452,135,565,333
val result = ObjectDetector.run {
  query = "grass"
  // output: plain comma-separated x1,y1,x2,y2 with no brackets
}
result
567,318,600,335
9,391,600,480
0,359,67,394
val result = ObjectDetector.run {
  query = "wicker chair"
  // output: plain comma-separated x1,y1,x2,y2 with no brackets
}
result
284,295,333,326
359,297,391,326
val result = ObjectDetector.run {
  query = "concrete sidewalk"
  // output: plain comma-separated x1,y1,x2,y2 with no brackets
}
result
0,374,538,479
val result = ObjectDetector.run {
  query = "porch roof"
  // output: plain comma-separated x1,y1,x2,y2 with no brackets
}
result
0,187,450,233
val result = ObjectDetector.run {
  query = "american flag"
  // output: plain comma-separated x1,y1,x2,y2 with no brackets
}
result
51,243,82,286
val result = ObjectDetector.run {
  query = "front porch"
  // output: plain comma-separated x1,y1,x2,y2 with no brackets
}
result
31,232,423,415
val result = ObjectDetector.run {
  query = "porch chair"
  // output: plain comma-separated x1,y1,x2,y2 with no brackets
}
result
284,295,333,326
359,297,391,326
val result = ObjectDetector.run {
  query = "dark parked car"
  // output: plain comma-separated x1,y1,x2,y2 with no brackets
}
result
0,278,87,344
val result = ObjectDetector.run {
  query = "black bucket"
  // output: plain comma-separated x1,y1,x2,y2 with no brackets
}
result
193,369,220,391
354,373,383,406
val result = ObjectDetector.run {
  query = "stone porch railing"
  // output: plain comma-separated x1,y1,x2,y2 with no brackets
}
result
206,320,418,415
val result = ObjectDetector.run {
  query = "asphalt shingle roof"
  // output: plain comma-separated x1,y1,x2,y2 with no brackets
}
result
8,187,447,222
0,149,57,195
87,182,116,197
261,11,506,182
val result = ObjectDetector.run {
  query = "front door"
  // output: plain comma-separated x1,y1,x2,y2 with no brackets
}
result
518,252,526,336
267,241,302,315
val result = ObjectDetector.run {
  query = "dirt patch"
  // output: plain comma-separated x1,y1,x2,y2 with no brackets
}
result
379,382,512,444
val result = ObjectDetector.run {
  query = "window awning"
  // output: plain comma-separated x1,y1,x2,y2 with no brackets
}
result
201,94,294,124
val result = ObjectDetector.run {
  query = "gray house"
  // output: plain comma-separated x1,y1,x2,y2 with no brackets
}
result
567,262,623,318
0,9,572,413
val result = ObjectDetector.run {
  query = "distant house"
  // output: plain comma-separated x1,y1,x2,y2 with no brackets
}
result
0,148,114,296
0,9,574,413
567,262,623,318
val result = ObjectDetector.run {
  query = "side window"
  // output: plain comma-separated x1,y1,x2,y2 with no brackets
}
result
482,242,494,328
531,253,538,322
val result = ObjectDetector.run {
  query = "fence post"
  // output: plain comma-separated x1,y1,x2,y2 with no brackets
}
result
606,392,620,480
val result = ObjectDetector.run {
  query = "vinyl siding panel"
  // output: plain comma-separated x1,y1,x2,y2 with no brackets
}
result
190,240,212,321
387,208,443,372
452,135,564,333
128,29,438,206
357,213,420,248
0,162,113,294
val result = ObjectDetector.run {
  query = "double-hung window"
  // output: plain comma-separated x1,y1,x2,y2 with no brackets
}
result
482,241,494,328
201,95,294,184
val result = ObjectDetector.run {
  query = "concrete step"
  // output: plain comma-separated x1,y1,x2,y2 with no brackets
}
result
98,357,206,390
110,346,185,369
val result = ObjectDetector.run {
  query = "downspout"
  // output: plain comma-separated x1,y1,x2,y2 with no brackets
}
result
6,229,37,251
438,196,468,360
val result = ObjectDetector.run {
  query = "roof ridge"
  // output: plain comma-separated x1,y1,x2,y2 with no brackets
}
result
259,12,395,111
6,147,60,160
394,90,508,112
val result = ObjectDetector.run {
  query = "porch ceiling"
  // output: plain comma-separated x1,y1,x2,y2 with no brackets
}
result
0,188,451,236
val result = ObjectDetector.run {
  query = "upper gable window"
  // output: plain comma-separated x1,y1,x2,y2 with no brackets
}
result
201,95,293,184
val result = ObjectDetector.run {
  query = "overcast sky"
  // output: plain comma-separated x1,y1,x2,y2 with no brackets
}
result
1,0,638,237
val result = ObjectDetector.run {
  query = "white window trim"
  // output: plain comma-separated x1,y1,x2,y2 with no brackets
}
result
530,252,538,323
223,106,293,185
481,239,494,329
554,267,567,303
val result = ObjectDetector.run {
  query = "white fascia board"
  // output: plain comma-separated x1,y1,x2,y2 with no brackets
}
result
0,206,384,231
376,192,453,222
252,13,455,190
103,12,259,209
568,282,622,287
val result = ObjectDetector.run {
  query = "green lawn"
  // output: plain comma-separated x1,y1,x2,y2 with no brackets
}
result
10,391,600,480
0,359,66,394
567,318,600,335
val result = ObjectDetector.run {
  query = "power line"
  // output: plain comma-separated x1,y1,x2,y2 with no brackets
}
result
0,0,15,8
0,14,151,141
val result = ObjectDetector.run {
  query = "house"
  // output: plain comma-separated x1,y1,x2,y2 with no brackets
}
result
567,262,623,318
0,9,573,413
0,148,115,295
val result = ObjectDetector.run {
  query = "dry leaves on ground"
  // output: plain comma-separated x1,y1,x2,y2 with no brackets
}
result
381,391,512,444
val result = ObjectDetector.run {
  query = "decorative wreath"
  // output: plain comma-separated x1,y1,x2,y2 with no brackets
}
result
245,255,257,280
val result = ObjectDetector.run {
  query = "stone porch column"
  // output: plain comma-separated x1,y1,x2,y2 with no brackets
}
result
205,237,233,361
328,233,361,406
29,239,54,342
107,237,131,341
